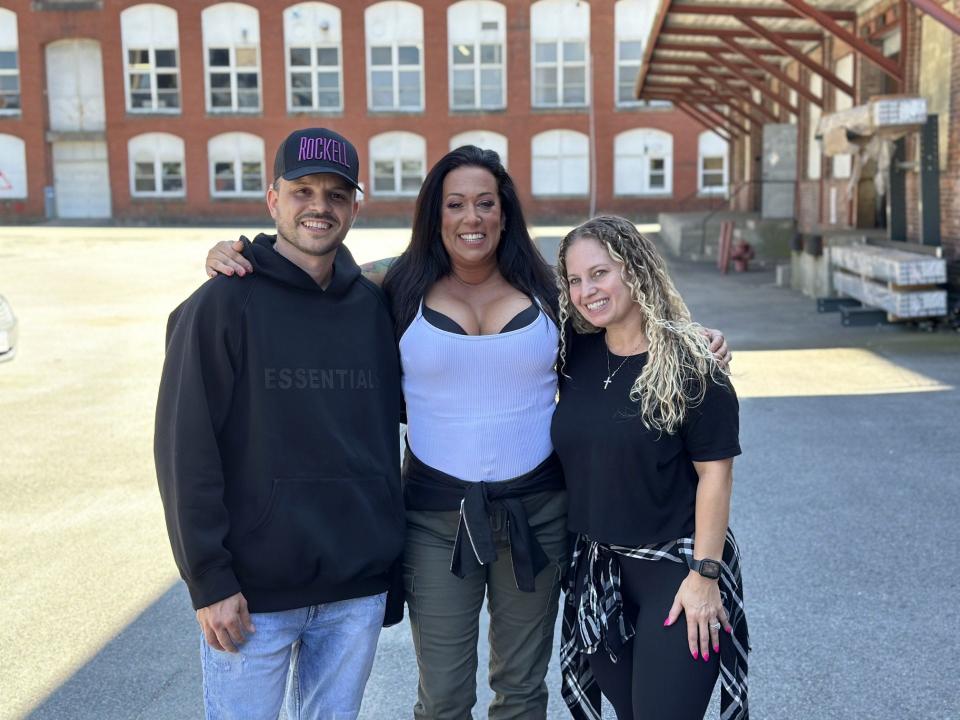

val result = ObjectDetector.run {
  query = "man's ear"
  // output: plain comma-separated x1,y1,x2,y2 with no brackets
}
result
266,184,279,221
349,197,360,228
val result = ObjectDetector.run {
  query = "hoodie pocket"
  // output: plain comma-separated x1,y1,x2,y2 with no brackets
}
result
235,476,403,590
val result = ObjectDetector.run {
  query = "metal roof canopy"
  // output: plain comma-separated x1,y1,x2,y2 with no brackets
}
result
633,0,914,137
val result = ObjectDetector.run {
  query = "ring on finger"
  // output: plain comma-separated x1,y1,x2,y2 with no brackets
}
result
710,622,722,630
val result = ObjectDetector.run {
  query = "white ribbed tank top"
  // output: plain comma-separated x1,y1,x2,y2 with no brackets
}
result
399,300,559,482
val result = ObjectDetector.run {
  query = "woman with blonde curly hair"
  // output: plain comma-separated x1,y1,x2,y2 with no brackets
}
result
552,215,750,720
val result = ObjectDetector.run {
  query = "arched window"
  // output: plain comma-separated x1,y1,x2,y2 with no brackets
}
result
531,130,588,196
698,131,728,195
284,3,343,112
121,4,180,112
208,132,264,197
450,130,508,168
530,0,589,108
369,131,426,196
0,134,26,197
614,129,673,196
448,1,506,110
0,9,20,114
129,133,185,197
202,3,261,113
365,2,424,111
614,0,667,108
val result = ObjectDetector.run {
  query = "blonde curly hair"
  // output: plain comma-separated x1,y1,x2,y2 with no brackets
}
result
557,215,727,434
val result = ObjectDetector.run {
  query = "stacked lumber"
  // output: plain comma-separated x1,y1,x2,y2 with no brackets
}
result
831,244,947,320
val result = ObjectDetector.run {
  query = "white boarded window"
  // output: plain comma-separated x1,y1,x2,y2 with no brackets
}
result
698,131,728,195
531,0,589,108
0,134,26,197
284,3,343,112
366,2,424,111
807,74,822,180
129,132,185,197
615,0,666,108
0,9,20,114
832,55,854,179
370,131,426,196
448,1,506,110
450,130,508,168
121,5,180,113
208,132,264,197
202,3,261,113
615,128,673,196
532,130,588,196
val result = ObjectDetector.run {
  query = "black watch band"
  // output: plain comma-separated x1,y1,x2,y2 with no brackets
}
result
691,558,721,579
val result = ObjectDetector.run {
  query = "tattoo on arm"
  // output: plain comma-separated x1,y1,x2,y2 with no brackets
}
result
360,257,398,278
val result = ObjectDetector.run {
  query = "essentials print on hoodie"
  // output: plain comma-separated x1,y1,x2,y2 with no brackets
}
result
155,235,404,613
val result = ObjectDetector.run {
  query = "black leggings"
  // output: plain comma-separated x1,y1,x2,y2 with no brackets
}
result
579,556,719,720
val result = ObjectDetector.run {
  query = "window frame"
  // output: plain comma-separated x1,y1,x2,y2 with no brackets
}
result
0,9,20,116
369,132,426,197
531,129,589,197
205,44,262,114
124,47,181,114
283,4,344,113
286,44,343,113
208,134,265,199
532,39,588,109
449,40,506,111
614,129,674,197
129,133,186,198
367,42,424,112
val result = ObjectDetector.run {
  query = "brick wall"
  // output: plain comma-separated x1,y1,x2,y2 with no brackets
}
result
0,0,716,225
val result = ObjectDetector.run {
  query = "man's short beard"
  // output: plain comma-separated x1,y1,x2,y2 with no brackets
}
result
276,226,340,258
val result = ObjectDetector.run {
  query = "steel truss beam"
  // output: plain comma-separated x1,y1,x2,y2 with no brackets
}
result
737,16,855,97
698,65,781,122
782,0,904,82
670,3,856,21
709,51,800,115
907,0,960,35
660,26,823,41
675,101,737,140
720,36,823,107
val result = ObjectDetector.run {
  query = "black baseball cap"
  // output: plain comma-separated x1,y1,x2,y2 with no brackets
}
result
273,128,361,191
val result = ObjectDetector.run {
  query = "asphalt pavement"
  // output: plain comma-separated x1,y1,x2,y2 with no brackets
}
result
2,229,958,719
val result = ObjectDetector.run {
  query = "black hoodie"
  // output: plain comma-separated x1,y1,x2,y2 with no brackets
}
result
155,234,404,613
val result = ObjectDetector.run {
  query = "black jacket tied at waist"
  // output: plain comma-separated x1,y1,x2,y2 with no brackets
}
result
403,449,565,592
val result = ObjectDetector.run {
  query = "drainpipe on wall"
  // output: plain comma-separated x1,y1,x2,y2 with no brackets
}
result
589,50,597,218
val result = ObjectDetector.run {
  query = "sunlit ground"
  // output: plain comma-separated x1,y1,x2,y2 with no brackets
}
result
0,226,948,718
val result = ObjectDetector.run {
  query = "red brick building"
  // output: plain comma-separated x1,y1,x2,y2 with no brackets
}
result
0,0,725,224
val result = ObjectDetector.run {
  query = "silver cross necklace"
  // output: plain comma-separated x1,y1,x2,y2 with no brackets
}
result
604,340,645,390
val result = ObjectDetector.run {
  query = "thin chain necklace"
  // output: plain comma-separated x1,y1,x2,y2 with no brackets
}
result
604,340,644,390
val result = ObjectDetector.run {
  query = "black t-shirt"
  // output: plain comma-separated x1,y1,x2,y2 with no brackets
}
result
551,329,741,546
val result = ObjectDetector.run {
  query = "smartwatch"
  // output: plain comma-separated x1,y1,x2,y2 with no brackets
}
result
691,558,721,579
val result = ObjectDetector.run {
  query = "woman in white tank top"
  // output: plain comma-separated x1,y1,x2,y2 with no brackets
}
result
382,146,567,720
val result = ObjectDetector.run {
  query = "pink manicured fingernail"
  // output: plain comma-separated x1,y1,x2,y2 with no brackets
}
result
703,652,710,662
692,649,699,660
725,627,732,634
713,643,720,653
663,618,671,627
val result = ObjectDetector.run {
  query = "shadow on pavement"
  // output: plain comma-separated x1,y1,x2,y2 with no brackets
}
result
26,583,201,720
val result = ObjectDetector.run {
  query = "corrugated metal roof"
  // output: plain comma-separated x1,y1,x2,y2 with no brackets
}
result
636,0,879,103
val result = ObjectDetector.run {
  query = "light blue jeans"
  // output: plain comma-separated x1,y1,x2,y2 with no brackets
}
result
200,592,386,720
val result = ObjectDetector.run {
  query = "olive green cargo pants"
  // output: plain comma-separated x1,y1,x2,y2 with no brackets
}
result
402,490,568,720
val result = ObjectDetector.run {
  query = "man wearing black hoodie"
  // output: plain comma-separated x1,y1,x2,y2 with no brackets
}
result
154,128,404,720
